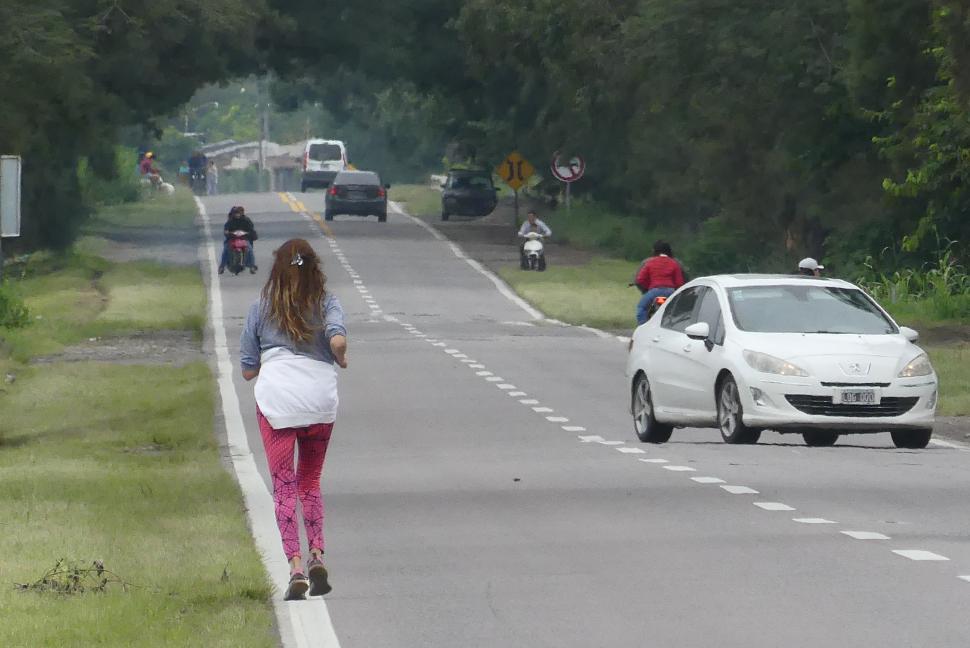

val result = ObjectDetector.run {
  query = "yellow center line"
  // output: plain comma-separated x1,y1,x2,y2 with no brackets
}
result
277,192,335,238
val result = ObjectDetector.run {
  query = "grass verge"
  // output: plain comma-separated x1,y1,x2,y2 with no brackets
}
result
0,190,275,646
499,257,640,331
389,183,442,218
498,256,970,416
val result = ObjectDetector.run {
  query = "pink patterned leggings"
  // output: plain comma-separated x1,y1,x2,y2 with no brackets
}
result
257,409,334,560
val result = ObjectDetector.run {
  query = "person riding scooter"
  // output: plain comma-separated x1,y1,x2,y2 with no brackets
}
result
518,210,552,270
634,240,685,325
219,206,258,274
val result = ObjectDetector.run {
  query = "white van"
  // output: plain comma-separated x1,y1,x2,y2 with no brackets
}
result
302,139,348,191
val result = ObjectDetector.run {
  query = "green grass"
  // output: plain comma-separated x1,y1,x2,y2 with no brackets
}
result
1,253,204,362
499,257,640,330
89,190,198,229
927,344,970,416
389,183,442,217
0,363,274,647
0,190,274,646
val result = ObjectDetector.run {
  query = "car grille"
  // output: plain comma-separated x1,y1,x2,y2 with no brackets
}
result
785,395,918,417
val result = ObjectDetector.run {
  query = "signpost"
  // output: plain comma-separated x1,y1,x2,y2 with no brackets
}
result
496,151,535,224
550,152,585,216
0,156,22,281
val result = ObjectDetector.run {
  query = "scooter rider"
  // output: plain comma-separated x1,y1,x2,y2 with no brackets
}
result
518,210,552,269
634,240,685,325
219,206,258,274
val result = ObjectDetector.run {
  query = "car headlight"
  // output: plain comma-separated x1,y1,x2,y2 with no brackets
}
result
743,350,809,377
898,353,933,378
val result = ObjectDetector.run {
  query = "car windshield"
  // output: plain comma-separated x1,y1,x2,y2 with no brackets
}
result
727,285,897,334
451,174,492,189
336,172,378,185
309,143,342,161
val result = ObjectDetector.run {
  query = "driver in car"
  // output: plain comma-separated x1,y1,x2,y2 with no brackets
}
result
518,210,552,269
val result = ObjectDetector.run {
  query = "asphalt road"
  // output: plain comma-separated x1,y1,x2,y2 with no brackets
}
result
202,191,970,648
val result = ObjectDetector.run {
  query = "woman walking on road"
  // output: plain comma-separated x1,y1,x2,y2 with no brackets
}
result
240,238,348,601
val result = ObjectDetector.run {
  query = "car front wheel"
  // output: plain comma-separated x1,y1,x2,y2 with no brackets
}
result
718,376,761,444
632,374,673,443
890,429,933,449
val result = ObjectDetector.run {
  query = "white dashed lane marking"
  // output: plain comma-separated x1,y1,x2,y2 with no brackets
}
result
639,458,669,464
959,576,970,583
793,518,837,524
692,477,726,484
546,416,569,423
754,502,796,511
893,550,949,561
532,407,554,413
842,531,890,540
616,447,646,454
663,465,696,472
562,426,586,432
720,485,759,495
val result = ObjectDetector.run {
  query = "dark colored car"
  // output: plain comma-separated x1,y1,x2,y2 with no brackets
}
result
440,170,498,221
324,171,389,222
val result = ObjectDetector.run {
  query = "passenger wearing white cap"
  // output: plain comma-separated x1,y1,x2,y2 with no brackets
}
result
798,257,824,277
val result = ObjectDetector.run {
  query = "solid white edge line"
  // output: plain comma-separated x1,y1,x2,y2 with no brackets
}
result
929,438,970,451
197,197,341,648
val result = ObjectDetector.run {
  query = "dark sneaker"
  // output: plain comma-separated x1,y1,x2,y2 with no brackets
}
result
249,266,257,274
284,572,309,601
218,265,225,275
307,558,332,596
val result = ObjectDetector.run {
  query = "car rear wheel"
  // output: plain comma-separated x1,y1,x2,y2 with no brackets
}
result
378,212,387,223
301,182,308,192
441,210,450,221
890,428,933,449
802,430,840,447
324,211,334,221
632,374,673,443
718,376,761,444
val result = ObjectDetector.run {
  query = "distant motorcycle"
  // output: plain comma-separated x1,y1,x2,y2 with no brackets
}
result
629,281,669,322
226,230,251,276
189,169,207,196
521,231,547,271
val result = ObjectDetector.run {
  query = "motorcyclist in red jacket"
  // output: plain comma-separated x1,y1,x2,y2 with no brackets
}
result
635,240,686,324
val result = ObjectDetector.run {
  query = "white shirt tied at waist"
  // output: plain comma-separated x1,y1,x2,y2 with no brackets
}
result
254,347,338,429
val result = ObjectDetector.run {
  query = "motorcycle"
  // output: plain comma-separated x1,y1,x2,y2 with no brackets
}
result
629,281,669,322
189,169,207,196
226,230,251,276
521,231,547,271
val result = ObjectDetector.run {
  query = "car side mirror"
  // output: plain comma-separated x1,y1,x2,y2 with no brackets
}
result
899,326,919,343
684,322,710,340
384,183,391,189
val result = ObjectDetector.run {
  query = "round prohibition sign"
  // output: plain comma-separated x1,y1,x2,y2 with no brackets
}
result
551,153,585,183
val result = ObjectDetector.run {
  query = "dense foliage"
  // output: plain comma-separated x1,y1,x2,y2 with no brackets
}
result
3,0,969,277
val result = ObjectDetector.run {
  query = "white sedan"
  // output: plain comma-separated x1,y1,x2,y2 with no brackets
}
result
626,275,937,448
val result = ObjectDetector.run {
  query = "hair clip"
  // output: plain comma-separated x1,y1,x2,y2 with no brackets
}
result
290,253,304,267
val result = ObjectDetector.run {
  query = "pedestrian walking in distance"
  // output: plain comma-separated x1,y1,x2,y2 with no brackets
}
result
206,160,219,195
240,238,348,601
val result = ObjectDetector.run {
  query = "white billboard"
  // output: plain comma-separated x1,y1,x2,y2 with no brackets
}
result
1,155,22,238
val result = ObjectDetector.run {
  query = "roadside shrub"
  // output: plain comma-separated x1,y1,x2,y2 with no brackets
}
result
858,243,970,321
0,283,29,328
78,147,142,207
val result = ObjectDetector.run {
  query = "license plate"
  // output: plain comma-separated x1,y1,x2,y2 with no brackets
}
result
834,389,879,405
347,191,366,199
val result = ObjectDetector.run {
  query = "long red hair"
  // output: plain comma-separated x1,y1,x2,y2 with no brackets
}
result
261,239,327,343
